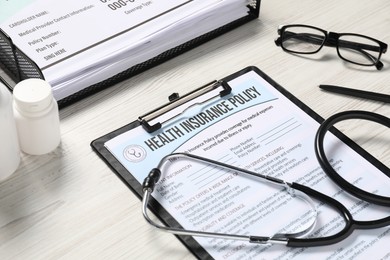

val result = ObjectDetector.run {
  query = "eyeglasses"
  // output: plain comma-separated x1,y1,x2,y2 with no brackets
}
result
275,24,388,70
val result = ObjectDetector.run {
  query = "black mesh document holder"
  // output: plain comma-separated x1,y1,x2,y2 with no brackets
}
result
0,1,260,108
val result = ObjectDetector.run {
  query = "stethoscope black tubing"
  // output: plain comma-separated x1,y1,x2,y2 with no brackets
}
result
315,110,390,207
287,182,390,247
287,182,354,247
290,110,390,247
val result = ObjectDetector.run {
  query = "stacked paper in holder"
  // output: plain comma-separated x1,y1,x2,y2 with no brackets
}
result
0,0,252,101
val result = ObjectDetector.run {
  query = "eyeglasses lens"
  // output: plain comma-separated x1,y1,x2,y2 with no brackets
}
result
282,26,326,54
337,35,381,65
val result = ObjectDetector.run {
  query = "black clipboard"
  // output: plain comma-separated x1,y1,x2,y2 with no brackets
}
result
91,66,389,259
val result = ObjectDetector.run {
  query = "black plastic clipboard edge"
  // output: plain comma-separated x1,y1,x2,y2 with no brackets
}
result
91,66,389,260
0,1,260,109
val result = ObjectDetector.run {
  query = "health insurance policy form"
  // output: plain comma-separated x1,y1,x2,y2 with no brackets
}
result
104,69,389,259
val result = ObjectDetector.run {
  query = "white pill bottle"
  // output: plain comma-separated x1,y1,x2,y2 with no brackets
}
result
0,80,20,180
13,79,61,155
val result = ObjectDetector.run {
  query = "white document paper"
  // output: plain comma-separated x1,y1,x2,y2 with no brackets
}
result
104,69,389,259
1,0,251,100
1,0,191,68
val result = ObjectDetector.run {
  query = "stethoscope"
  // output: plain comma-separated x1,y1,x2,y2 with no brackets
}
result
141,110,390,247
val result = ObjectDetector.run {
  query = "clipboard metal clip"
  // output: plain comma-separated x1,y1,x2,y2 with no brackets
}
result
139,80,232,133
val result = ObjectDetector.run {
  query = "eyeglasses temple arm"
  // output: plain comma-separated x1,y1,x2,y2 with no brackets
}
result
275,31,325,47
331,39,385,70
331,39,383,53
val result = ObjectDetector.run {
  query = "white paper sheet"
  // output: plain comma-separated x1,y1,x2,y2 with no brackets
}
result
1,0,250,100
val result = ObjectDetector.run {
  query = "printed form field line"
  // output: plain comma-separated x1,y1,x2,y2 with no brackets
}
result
188,155,237,188
258,117,302,145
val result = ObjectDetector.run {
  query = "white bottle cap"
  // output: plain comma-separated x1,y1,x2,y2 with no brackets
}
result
13,78,53,114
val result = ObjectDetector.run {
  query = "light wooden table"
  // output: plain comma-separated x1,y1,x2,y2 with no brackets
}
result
1,0,389,259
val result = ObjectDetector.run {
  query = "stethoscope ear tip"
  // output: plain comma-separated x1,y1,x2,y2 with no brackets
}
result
142,168,161,192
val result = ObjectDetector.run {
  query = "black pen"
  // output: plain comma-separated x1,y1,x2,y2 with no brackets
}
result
319,84,390,103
